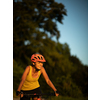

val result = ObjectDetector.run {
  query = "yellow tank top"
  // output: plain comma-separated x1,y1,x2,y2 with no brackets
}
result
21,66,41,90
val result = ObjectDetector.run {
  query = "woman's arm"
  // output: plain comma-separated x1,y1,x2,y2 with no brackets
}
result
17,66,30,91
41,67,59,96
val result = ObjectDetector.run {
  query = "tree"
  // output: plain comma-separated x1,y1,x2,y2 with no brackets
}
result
69,55,88,97
13,0,67,65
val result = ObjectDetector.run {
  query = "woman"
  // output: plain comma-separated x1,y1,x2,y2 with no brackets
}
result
16,54,59,100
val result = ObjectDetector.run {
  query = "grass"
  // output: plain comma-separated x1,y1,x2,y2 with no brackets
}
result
47,96,88,100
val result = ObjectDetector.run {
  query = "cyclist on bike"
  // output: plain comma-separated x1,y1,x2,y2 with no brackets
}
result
16,54,59,100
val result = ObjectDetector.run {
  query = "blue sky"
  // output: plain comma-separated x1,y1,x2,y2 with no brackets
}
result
54,0,88,65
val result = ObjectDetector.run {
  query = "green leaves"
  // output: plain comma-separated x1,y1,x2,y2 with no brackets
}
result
13,60,24,91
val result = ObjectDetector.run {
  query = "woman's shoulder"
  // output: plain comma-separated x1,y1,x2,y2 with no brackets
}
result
41,66,46,73
26,65,30,69
24,65,30,72
21,65,30,78
41,66,44,70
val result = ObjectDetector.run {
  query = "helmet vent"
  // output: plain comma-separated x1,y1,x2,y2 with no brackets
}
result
37,56,40,59
41,57,43,60
34,57,37,59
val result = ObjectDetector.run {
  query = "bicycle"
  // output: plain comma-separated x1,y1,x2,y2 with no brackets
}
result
19,91,56,100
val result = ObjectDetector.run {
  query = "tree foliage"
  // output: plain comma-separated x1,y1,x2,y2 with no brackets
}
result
13,0,88,98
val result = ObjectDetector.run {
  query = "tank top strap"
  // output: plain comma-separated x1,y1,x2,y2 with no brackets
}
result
38,70,41,76
29,65,32,70
28,65,32,75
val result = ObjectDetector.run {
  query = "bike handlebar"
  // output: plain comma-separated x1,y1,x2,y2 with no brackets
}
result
19,91,55,97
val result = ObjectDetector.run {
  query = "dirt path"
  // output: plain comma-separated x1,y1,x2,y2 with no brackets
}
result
13,98,20,100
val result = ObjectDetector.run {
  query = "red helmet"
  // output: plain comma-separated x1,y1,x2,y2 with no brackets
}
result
31,54,46,62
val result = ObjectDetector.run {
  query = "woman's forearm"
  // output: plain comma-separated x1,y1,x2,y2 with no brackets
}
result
17,80,24,91
47,79,57,92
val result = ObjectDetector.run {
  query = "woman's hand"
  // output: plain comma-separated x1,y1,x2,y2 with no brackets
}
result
20,93,24,98
55,92,59,96
55,91,59,97
16,91,23,97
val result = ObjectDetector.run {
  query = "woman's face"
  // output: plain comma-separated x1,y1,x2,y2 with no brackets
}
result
34,62,43,70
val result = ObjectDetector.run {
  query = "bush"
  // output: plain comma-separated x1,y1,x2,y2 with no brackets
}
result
13,60,24,91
